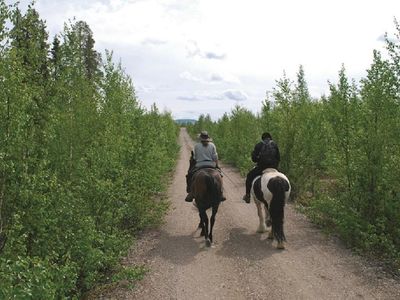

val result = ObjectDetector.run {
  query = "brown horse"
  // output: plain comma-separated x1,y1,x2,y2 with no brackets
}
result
191,168,223,247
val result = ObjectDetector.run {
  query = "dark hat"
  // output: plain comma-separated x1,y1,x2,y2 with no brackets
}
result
199,131,212,142
262,132,272,140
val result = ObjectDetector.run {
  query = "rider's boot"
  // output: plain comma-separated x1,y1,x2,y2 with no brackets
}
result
220,193,226,201
186,175,191,193
242,193,250,203
185,192,194,202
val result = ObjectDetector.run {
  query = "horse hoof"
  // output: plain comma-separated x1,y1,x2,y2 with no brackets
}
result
205,239,212,247
277,243,285,250
257,226,267,233
267,232,273,240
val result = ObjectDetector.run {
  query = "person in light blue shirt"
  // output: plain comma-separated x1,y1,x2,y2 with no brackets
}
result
185,131,225,202
193,132,218,168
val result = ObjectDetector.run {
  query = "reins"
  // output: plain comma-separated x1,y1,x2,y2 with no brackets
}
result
219,169,241,189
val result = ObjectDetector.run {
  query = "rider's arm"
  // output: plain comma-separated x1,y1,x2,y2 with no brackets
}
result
210,143,220,168
251,142,261,163
211,143,218,162
193,143,199,161
275,143,281,162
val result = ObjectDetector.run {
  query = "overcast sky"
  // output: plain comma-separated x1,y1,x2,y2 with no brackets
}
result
11,0,400,120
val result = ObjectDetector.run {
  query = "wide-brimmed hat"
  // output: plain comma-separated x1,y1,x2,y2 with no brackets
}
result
199,131,212,142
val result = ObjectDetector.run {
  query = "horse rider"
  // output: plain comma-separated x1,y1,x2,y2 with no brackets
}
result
185,131,225,202
242,132,280,203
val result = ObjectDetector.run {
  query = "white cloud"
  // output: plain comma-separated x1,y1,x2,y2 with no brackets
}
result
141,38,167,46
179,71,202,82
12,0,400,120
178,91,225,102
177,95,201,101
209,73,223,82
209,72,240,84
185,40,227,60
223,90,248,102
204,51,226,60
180,71,240,85
136,84,156,94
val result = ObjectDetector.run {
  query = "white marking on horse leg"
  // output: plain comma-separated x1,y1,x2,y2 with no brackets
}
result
264,204,271,227
277,241,285,249
256,200,267,233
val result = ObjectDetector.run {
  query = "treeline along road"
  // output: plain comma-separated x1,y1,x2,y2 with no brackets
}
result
100,128,400,300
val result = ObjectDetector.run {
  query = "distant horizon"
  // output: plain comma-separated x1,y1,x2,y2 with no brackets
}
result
175,118,197,125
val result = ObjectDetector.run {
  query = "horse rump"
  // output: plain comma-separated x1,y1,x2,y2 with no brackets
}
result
204,171,223,203
193,168,223,207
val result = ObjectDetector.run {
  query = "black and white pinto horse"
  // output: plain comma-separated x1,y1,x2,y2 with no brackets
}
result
251,168,291,249
191,168,223,247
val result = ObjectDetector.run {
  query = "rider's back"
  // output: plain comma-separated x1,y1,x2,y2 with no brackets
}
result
194,142,218,168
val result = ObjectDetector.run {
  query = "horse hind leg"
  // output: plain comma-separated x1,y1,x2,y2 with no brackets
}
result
265,206,274,240
199,223,205,237
264,202,271,228
198,211,206,237
199,210,211,246
277,240,285,249
253,178,267,233
209,204,220,243
256,200,267,233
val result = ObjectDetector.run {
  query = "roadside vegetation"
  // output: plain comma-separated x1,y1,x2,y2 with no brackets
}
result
188,21,400,273
0,2,179,298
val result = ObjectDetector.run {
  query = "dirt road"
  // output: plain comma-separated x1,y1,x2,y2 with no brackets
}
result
100,128,400,299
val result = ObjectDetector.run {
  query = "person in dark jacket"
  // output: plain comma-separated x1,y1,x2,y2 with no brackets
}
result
242,132,280,203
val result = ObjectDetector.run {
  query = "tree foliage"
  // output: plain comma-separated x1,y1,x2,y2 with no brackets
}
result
0,2,178,298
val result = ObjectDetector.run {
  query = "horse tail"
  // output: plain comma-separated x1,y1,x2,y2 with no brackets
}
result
267,176,289,243
205,172,222,203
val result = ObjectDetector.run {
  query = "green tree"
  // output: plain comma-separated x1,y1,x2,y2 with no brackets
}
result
271,72,296,174
0,3,179,297
324,65,359,192
358,50,399,220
